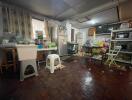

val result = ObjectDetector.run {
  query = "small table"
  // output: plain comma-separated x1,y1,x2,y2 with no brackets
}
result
82,46,103,56
82,46,105,64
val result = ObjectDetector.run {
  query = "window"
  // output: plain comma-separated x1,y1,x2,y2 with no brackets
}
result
32,18,46,39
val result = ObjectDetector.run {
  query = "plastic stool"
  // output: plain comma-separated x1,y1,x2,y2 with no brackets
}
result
46,54,61,73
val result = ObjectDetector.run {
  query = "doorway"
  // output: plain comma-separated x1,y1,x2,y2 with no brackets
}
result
71,29,74,42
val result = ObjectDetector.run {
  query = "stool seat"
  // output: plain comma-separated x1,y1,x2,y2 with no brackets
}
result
46,54,61,73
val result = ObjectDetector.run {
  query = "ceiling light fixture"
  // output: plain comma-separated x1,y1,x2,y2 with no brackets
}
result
90,20,96,25
77,16,90,23
99,26,102,28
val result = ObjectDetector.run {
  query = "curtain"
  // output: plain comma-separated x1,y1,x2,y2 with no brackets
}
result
44,19,50,40
2,5,31,39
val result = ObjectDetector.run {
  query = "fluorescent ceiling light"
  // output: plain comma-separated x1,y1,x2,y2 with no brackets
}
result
99,26,102,28
90,20,96,25
76,17,90,23
86,19,97,25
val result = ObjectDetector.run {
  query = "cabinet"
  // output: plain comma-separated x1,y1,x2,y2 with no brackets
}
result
88,27,96,36
109,28,132,64
119,0,132,20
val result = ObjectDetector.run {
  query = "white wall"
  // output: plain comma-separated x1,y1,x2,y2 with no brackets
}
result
95,35,111,41
65,20,71,42
79,28,89,44
61,20,72,42
48,20,60,42
57,20,80,55
32,19,46,39
62,20,80,42
71,27,79,42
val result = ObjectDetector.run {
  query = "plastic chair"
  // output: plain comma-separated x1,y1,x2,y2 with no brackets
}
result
106,46,121,67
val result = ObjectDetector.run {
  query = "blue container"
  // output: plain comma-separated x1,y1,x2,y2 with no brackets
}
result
37,44,43,49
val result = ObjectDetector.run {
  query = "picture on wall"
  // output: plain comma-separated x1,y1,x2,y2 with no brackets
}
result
88,27,96,36
36,31,43,39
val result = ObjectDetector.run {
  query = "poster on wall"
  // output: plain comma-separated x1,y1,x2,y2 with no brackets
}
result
88,27,96,36
36,31,43,39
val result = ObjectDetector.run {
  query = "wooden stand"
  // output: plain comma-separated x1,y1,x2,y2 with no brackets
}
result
0,48,16,73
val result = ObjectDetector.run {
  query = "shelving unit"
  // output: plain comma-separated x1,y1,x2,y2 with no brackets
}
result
111,39,132,42
110,50,132,54
109,28,132,64
112,28,132,32
115,59,131,64
96,33,111,36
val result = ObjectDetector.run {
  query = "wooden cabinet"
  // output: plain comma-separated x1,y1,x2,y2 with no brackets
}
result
88,27,96,36
0,48,17,73
119,0,132,20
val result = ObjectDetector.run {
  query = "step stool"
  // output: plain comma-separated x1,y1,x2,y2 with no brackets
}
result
46,54,61,73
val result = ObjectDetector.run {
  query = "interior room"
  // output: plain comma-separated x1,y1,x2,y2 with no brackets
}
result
0,0,132,100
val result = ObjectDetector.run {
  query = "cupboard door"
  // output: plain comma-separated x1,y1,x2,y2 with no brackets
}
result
119,0,132,20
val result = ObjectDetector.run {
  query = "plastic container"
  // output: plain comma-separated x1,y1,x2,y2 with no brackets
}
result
37,44,43,49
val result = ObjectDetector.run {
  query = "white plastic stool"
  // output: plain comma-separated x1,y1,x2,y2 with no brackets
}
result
16,45,38,81
46,54,61,73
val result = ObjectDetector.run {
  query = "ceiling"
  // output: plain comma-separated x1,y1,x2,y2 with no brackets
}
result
0,0,128,28
70,7,119,28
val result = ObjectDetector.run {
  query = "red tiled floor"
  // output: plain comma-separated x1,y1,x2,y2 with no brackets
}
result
0,56,132,100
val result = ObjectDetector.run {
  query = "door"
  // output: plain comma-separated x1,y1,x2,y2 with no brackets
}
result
71,29,74,42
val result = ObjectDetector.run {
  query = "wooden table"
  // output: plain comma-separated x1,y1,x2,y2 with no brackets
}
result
37,47,57,59
82,46,106,65
82,46,103,56
37,47,58,67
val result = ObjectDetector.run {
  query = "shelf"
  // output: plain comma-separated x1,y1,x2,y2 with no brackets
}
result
77,38,83,39
96,33,111,36
111,39,132,42
110,27,132,65
110,50,132,54
112,28,132,32
91,56,102,60
115,59,132,64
